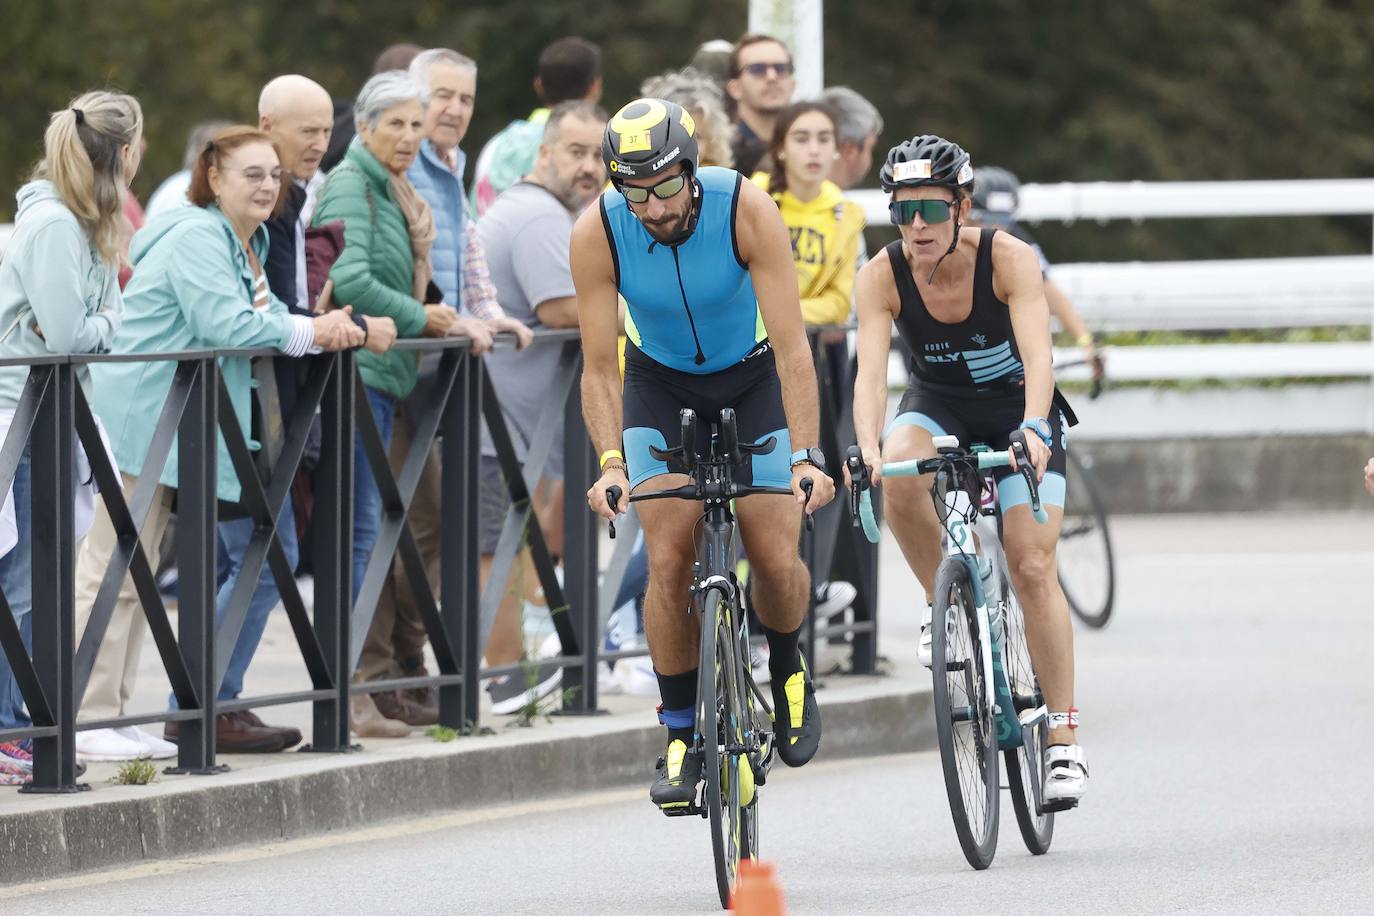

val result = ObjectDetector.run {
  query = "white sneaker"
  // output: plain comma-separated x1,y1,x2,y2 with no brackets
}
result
749,641,771,686
76,727,149,762
917,603,933,668
814,581,857,620
1043,744,1089,805
116,726,177,760
613,655,660,697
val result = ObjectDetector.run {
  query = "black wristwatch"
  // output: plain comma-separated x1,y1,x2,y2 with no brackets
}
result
790,446,827,472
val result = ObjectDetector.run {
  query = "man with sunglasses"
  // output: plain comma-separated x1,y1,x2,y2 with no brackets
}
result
726,33,796,177
573,97,835,812
848,135,1089,807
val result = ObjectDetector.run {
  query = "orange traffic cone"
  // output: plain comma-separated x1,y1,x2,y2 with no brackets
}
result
730,859,787,914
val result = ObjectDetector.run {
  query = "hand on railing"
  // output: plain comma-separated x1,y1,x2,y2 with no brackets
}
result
486,315,534,350
449,316,495,355
313,306,367,351
362,315,398,354
422,304,459,338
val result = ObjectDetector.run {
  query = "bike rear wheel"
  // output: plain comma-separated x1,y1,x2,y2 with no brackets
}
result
1059,449,1116,628
999,562,1055,854
931,558,1000,870
700,589,749,909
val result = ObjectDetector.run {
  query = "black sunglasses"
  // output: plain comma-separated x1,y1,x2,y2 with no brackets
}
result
738,62,794,78
620,173,688,204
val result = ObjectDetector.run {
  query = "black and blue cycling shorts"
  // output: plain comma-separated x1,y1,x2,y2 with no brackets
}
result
622,340,792,491
887,382,1069,513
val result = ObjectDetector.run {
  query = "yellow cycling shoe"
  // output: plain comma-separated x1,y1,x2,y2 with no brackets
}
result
650,738,702,810
769,655,821,767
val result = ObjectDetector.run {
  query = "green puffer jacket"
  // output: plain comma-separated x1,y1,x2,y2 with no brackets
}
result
313,142,429,398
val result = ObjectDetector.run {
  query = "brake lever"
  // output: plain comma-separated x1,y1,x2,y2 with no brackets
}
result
799,476,815,532
606,485,623,539
1008,433,1048,524
844,445,868,528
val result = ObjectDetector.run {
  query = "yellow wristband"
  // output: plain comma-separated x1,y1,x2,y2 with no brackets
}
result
599,449,625,470
1076,333,1094,348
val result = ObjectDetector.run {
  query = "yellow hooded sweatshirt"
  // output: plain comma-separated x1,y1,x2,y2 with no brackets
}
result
752,173,866,326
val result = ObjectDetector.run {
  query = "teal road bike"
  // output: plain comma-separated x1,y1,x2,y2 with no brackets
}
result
847,432,1074,870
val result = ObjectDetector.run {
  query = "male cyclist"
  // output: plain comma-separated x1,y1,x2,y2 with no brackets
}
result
849,135,1088,805
572,98,835,810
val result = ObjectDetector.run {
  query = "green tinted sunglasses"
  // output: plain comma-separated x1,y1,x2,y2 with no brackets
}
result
889,198,956,226
621,173,688,204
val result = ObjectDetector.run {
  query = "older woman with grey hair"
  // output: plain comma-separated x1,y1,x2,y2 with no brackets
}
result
313,72,458,719
640,67,734,168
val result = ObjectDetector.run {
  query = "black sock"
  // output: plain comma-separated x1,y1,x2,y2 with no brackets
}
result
655,668,698,744
763,623,802,681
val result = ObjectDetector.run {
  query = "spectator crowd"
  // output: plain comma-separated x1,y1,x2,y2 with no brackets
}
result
0,31,886,785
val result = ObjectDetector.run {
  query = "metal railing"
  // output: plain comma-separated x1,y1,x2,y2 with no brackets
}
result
0,328,872,791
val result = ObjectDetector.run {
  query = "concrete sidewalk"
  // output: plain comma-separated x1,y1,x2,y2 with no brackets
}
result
0,530,932,885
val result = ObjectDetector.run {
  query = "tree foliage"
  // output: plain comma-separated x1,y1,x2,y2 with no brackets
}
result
3,0,1372,260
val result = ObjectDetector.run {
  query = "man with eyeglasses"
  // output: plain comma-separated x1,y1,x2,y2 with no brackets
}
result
848,134,1089,807
725,33,796,177
574,97,835,811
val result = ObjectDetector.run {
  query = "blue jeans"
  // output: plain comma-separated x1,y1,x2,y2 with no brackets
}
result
353,387,397,601
0,449,33,731
169,495,299,707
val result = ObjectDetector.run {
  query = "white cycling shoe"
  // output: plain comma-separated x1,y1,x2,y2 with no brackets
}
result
1043,708,1089,806
917,603,933,668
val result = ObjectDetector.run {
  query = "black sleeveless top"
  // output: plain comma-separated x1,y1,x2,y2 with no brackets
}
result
886,228,1024,391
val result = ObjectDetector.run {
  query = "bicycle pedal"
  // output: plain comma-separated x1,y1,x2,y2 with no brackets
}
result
661,803,702,818
1041,798,1079,813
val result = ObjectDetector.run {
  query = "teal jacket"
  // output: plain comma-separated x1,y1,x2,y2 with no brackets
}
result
92,205,304,503
313,142,429,398
0,180,123,409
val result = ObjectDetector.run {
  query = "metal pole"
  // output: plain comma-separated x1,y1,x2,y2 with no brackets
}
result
167,358,226,775
748,0,824,99
23,364,82,793
306,351,357,752
560,357,599,714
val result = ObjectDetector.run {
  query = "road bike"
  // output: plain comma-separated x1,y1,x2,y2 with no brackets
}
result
607,407,813,908
847,432,1074,870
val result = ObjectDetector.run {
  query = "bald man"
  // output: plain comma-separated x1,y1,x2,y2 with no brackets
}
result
214,75,399,742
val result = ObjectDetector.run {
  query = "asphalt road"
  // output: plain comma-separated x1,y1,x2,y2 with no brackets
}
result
6,512,1373,914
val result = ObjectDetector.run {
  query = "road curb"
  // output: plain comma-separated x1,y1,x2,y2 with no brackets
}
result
0,682,933,886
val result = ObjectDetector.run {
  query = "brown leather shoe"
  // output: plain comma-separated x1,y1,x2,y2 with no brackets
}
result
399,661,441,726
351,692,411,738
374,688,438,727
165,711,302,753
217,710,302,753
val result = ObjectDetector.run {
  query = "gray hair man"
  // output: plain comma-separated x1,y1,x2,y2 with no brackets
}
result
474,100,608,715
356,50,538,731
818,86,884,190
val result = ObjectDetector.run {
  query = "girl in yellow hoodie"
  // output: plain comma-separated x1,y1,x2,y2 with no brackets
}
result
752,102,867,327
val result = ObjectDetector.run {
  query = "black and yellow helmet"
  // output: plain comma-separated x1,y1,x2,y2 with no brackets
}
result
602,98,699,184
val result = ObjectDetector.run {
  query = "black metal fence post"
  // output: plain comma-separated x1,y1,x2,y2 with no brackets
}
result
307,350,355,752
442,350,480,730
167,358,226,775
560,355,598,714
23,363,83,793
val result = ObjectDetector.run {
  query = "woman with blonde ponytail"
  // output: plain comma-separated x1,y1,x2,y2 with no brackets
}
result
0,90,143,781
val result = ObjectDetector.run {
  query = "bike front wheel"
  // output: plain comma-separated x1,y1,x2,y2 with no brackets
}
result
931,558,1000,870
699,588,750,909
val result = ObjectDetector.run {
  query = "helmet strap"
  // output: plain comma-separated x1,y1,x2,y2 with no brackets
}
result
646,172,703,250
926,214,962,285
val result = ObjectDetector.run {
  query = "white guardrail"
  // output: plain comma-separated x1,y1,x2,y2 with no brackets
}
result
5,180,1374,387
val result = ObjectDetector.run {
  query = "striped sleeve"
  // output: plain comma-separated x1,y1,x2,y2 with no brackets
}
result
282,314,315,357
461,221,505,321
